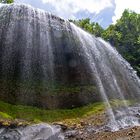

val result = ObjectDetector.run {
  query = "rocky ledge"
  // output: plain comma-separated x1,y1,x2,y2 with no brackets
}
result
0,118,140,140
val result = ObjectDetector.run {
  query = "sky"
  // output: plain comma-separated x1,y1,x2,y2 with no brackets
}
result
6,0,140,28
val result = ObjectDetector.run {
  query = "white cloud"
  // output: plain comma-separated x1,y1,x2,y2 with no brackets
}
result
112,0,140,24
42,0,113,19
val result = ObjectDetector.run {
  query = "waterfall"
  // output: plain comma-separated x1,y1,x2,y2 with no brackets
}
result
71,23,140,130
0,4,140,131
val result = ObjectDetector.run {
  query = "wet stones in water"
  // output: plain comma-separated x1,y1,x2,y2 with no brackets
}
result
0,123,64,140
0,129,21,140
64,130,78,139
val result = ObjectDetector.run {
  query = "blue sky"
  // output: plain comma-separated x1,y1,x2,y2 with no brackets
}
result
10,0,140,28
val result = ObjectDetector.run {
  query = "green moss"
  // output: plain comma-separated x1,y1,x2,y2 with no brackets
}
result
0,100,104,123
47,85,96,94
0,111,13,119
0,79,97,95
0,99,135,125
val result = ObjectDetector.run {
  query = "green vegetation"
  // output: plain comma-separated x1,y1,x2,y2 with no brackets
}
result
0,100,105,124
46,85,96,94
0,99,134,126
2,80,96,94
70,9,140,76
103,9,140,76
0,0,14,3
0,111,13,119
70,18,104,37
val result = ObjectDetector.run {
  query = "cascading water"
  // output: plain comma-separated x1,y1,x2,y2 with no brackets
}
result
0,4,140,133
71,24,140,131
72,23,140,130
0,123,64,140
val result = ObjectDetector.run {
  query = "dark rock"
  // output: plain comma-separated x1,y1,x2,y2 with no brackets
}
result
80,121,87,126
0,4,140,110
86,126,96,133
70,124,77,130
135,114,140,118
103,126,112,132
9,122,18,129
64,130,78,138
53,123,68,131
0,4,100,109
127,131,135,136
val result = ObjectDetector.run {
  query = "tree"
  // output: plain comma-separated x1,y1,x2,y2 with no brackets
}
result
70,9,140,76
103,9,140,76
0,0,14,4
69,18,104,37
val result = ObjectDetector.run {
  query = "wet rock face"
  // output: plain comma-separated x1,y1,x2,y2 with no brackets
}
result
0,4,140,109
0,4,99,109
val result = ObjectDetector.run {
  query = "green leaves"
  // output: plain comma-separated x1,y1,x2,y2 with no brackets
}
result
137,36,140,45
70,9,140,76
70,18,104,37
99,9,140,76
0,0,14,4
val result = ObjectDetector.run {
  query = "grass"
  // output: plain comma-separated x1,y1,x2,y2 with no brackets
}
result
0,100,105,124
0,111,13,119
0,99,135,126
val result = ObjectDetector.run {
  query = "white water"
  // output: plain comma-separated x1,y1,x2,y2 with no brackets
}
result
0,123,64,140
71,23,140,131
